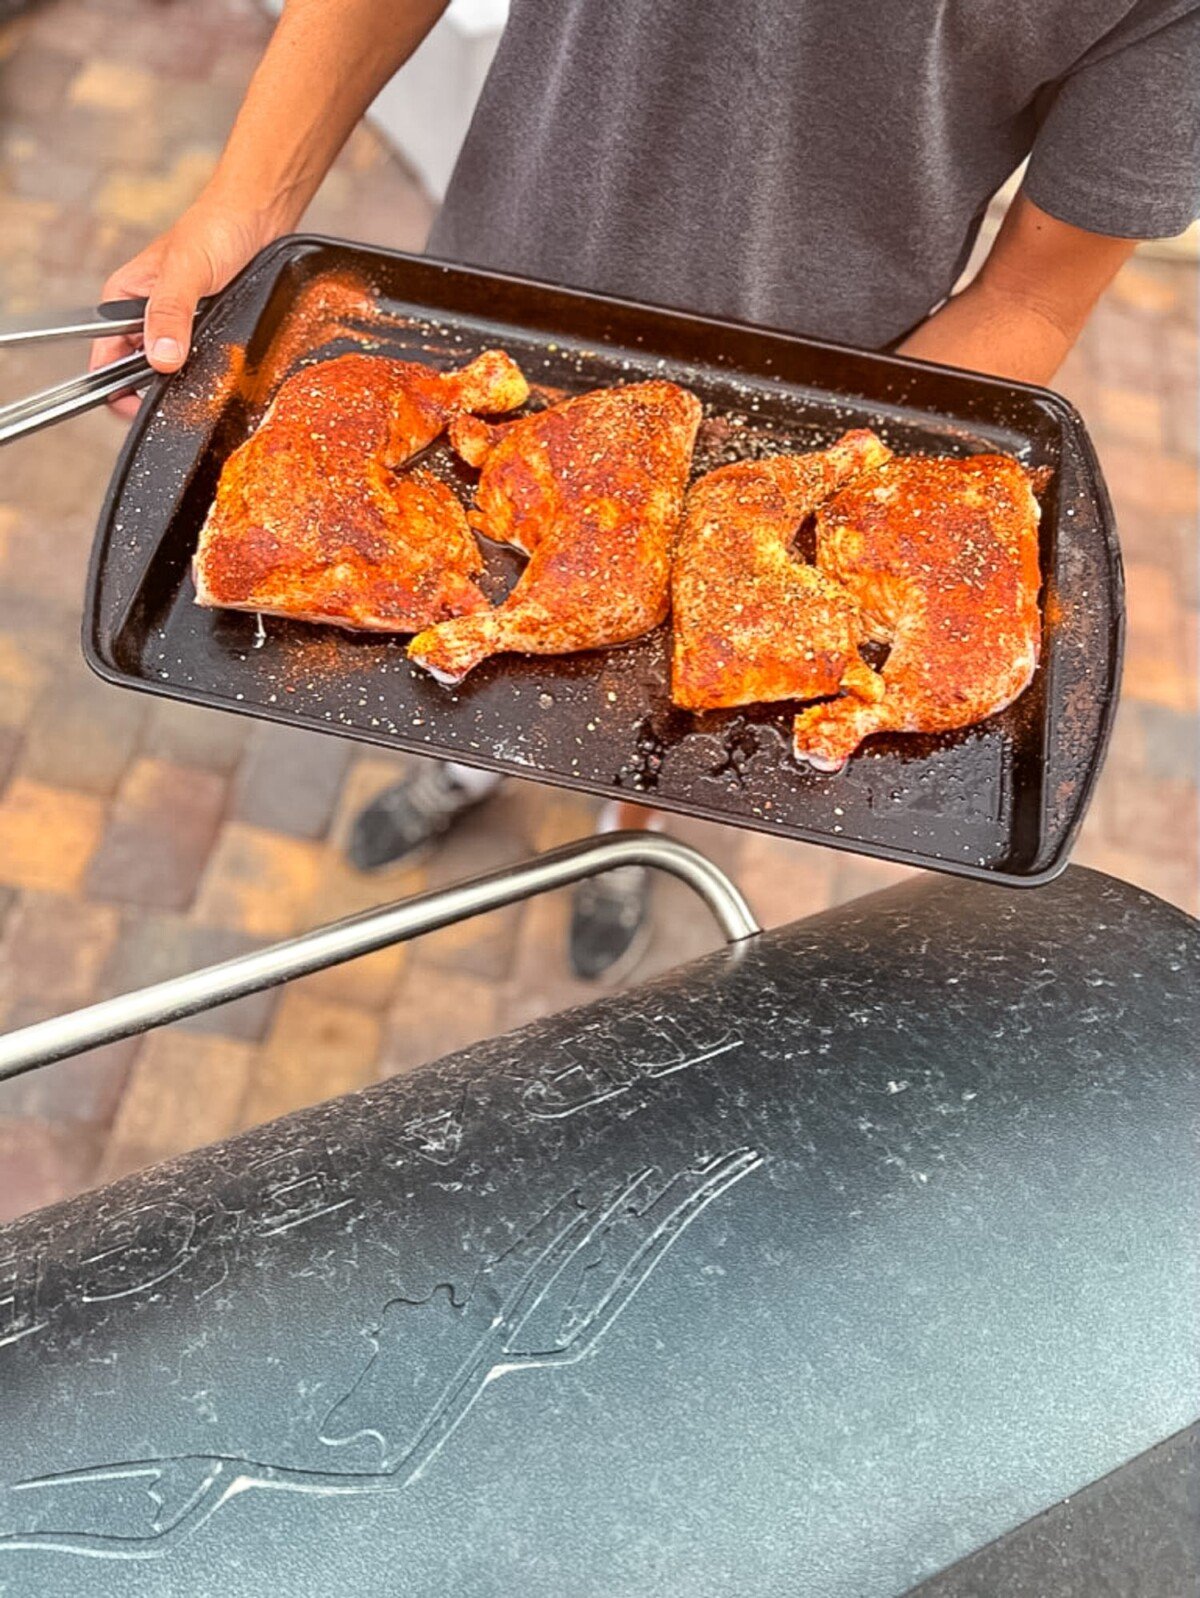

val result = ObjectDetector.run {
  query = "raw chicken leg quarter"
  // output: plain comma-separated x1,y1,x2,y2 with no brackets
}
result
194,349,529,632
792,453,1044,770
408,379,702,683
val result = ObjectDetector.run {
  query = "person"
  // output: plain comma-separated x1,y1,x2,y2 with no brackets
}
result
93,0,1200,978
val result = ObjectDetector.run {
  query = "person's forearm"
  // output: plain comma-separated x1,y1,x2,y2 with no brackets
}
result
898,192,1137,386
203,0,448,231
897,278,1078,386
92,0,448,381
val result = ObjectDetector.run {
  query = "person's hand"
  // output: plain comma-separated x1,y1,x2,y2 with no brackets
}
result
90,198,278,418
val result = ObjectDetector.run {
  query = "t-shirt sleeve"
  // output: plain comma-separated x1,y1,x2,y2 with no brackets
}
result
1024,2,1200,239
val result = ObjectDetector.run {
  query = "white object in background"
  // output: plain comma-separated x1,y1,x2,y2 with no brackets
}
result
372,0,508,202
261,0,508,203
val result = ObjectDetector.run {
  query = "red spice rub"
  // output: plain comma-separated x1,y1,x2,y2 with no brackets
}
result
408,379,702,683
793,453,1044,770
194,348,529,632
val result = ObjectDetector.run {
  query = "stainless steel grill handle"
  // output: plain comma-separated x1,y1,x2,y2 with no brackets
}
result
0,833,759,1081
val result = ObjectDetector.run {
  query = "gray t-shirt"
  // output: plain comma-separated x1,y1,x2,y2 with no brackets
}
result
429,0,1200,348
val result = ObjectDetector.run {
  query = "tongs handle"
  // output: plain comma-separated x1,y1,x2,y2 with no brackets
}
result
0,298,149,347
0,350,155,446
0,294,216,347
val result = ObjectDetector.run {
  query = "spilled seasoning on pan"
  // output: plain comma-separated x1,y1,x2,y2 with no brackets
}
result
170,342,248,427
244,270,377,406
175,271,381,428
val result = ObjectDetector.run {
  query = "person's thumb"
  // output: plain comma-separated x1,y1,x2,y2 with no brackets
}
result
142,249,209,373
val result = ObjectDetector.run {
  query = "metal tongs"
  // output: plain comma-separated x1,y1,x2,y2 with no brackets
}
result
0,295,212,446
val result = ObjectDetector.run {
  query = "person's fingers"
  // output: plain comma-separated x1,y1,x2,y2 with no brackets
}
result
108,393,145,421
142,247,210,373
90,251,159,377
86,329,144,418
89,331,138,372
89,235,187,415
99,250,157,303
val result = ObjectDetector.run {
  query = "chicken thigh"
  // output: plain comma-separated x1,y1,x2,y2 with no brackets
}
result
194,349,528,632
792,453,1044,770
671,429,892,711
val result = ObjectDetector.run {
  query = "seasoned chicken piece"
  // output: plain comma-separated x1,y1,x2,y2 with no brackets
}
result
408,380,702,682
194,349,529,632
671,429,892,712
792,453,1044,771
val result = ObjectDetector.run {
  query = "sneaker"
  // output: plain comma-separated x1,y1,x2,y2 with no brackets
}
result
568,865,652,982
347,764,495,871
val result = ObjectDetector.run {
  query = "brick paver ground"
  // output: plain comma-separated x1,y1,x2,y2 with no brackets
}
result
1,0,1197,1218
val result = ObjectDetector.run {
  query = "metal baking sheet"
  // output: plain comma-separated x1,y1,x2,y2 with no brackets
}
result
84,235,1123,884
